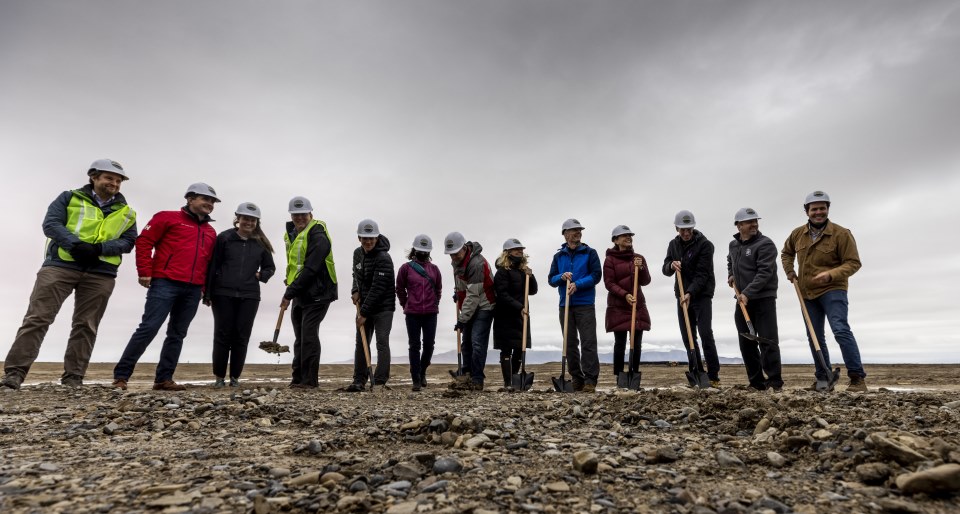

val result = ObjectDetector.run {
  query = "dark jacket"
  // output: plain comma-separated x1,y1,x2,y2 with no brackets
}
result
396,259,442,315
42,184,137,277
548,243,602,307
493,264,538,350
727,232,778,300
661,230,715,300
453,242,496,323
136,207,216,286
352,235,396,316
603,248,652,333
283,221,338,304
205,228,276,300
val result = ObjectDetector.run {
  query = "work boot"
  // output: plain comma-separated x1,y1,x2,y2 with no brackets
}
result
1,373,22,391
214,378,226,388
571,379,585,392
470,381,484,391
112,378,128,390
709,380,721,389
344,383,365,392
582,383,596,393
152,380,186,391
847,377,867,392
229,377,239,387
412,381,422,392
420,374,427,389
61,374,83,388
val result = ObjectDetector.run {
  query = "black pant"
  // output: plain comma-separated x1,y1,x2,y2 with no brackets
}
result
734,297,783,389
290,300,330,387
211,295,259,379
406,313,437,381
557,305,600,385
353,310,393,385
676,297,719,381
612,330,642,375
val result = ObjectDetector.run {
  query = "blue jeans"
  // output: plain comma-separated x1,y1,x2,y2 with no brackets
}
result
466,309,494,384
804,289,865,379
114,279,202,383
406,313,437,382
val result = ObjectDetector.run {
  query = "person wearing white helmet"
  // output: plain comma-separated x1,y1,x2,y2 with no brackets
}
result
603,225,651,379
727,208,783,391
345,219,396,391
661,210,720,387
280,196,338,389
782,191,866,392
395,234,442,391
2,159,137,390
112,182,220,391
445,231,496,391
493,238,538,391
548,218,603,392
203,202,276,388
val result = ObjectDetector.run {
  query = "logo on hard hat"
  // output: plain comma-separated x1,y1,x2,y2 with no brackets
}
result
110,160,123,170
419,239,428,246
572,219,580,224
511,239,520,245
207,185,217,195
746,209,756,215
294,200,304,208
445,240,454,249
682,216,692,223
245,204,256,211
620,225,630,231
362,224,374,233
813,191,825,197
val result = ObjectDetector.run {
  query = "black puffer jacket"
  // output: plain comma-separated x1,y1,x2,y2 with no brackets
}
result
283,221,338,304
353,235,396,316
493,264,537,350
662,230,716,300
205,229,276,300
727,232,778,300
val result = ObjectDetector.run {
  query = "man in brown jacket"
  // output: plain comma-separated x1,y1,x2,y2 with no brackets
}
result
781,191,866,392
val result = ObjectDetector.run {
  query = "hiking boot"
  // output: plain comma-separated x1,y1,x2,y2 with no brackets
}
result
412,383,422,392
229,377,239,387
420,374,428,389
709,380,721,389
345,383,365,392
214,378,226,388
61,374,83,388
152,380,186,391
582,383,596,393
1,374,22,391
112,378,128,390
847,377,867,392
572,379,585,392
290,383,315,390
469,382,484,391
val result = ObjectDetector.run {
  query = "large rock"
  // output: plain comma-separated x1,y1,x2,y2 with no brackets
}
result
866,434,928,466
895,464,960,495
573,450,599,474
855,463,891,485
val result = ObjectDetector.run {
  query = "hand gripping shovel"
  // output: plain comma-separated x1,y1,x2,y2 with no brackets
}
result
551,280,575,393
356,304,377,391
258,304,290,355
617,263,642,390
677,273,710,388
731,284,774,344
511,273,535,391
792,280,840,391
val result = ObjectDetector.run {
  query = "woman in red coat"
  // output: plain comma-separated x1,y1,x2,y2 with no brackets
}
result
604,225,652,377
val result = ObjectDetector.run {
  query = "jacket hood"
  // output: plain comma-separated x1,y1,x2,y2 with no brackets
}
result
366,234,391,253
465,241,483,255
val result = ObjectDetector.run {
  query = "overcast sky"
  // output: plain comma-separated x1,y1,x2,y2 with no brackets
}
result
2,1,958,375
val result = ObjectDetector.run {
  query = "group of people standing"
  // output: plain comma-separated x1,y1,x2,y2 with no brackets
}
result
1,159,868,393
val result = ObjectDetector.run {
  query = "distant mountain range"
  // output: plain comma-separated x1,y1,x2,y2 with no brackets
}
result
337,349,743,365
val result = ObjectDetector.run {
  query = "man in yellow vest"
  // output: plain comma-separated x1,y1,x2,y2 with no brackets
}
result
2,159,137,390
281,196,338,389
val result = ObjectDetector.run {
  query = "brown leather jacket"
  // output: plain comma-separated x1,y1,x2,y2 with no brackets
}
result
781,220,861,299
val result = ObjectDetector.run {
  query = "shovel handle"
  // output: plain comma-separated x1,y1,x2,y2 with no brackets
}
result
272,304,288,344
355,303,374,368
629,263,639,350
792,280,824,352
731,284,752,323
676,273,696,352
521,273,530,355
562,279,571,358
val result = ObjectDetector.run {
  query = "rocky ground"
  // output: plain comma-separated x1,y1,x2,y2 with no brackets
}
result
1,363,959,513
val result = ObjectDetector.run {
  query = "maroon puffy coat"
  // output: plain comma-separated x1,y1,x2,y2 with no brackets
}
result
603,247,652,333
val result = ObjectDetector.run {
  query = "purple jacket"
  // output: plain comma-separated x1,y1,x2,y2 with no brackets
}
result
396,260,442,315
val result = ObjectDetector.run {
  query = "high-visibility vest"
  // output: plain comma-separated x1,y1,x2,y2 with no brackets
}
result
284,219,337,286
55,190,137,266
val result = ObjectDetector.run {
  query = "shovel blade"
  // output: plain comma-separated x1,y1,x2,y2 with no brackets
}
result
511,372,534,391
551,376,575,393
685,370,710,389
816,367,842,391
616,371,641,391
739,331,760,342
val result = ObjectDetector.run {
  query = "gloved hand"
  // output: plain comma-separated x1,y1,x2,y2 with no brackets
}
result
70,242,102,266
454,321,467,333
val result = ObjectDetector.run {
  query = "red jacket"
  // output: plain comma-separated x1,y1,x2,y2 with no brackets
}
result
136,208,216,286
603,247,652,333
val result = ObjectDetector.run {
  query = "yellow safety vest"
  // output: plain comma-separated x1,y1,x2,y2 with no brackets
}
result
56,191,137,266
284,219,337,285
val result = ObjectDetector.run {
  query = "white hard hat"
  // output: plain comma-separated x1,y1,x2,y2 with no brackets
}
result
561,218,585,234
185,182,221,202
288,196,313,214
502,238,525,251
412,234,433,252
88,159,128,180
804,190,831,206
611,225,634,239
357,218,380,237
734,207,761,224
235,202,261,219
674,210,696,229
443,232,466,255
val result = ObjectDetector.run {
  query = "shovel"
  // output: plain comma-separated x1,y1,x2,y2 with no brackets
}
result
731,284,775,343
258,304,290,354
511,273,535,391
356,304,376,391
617,262,641,390
551,279,575,393
792,280,841,391
677,273,710,388
449,305,467,382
